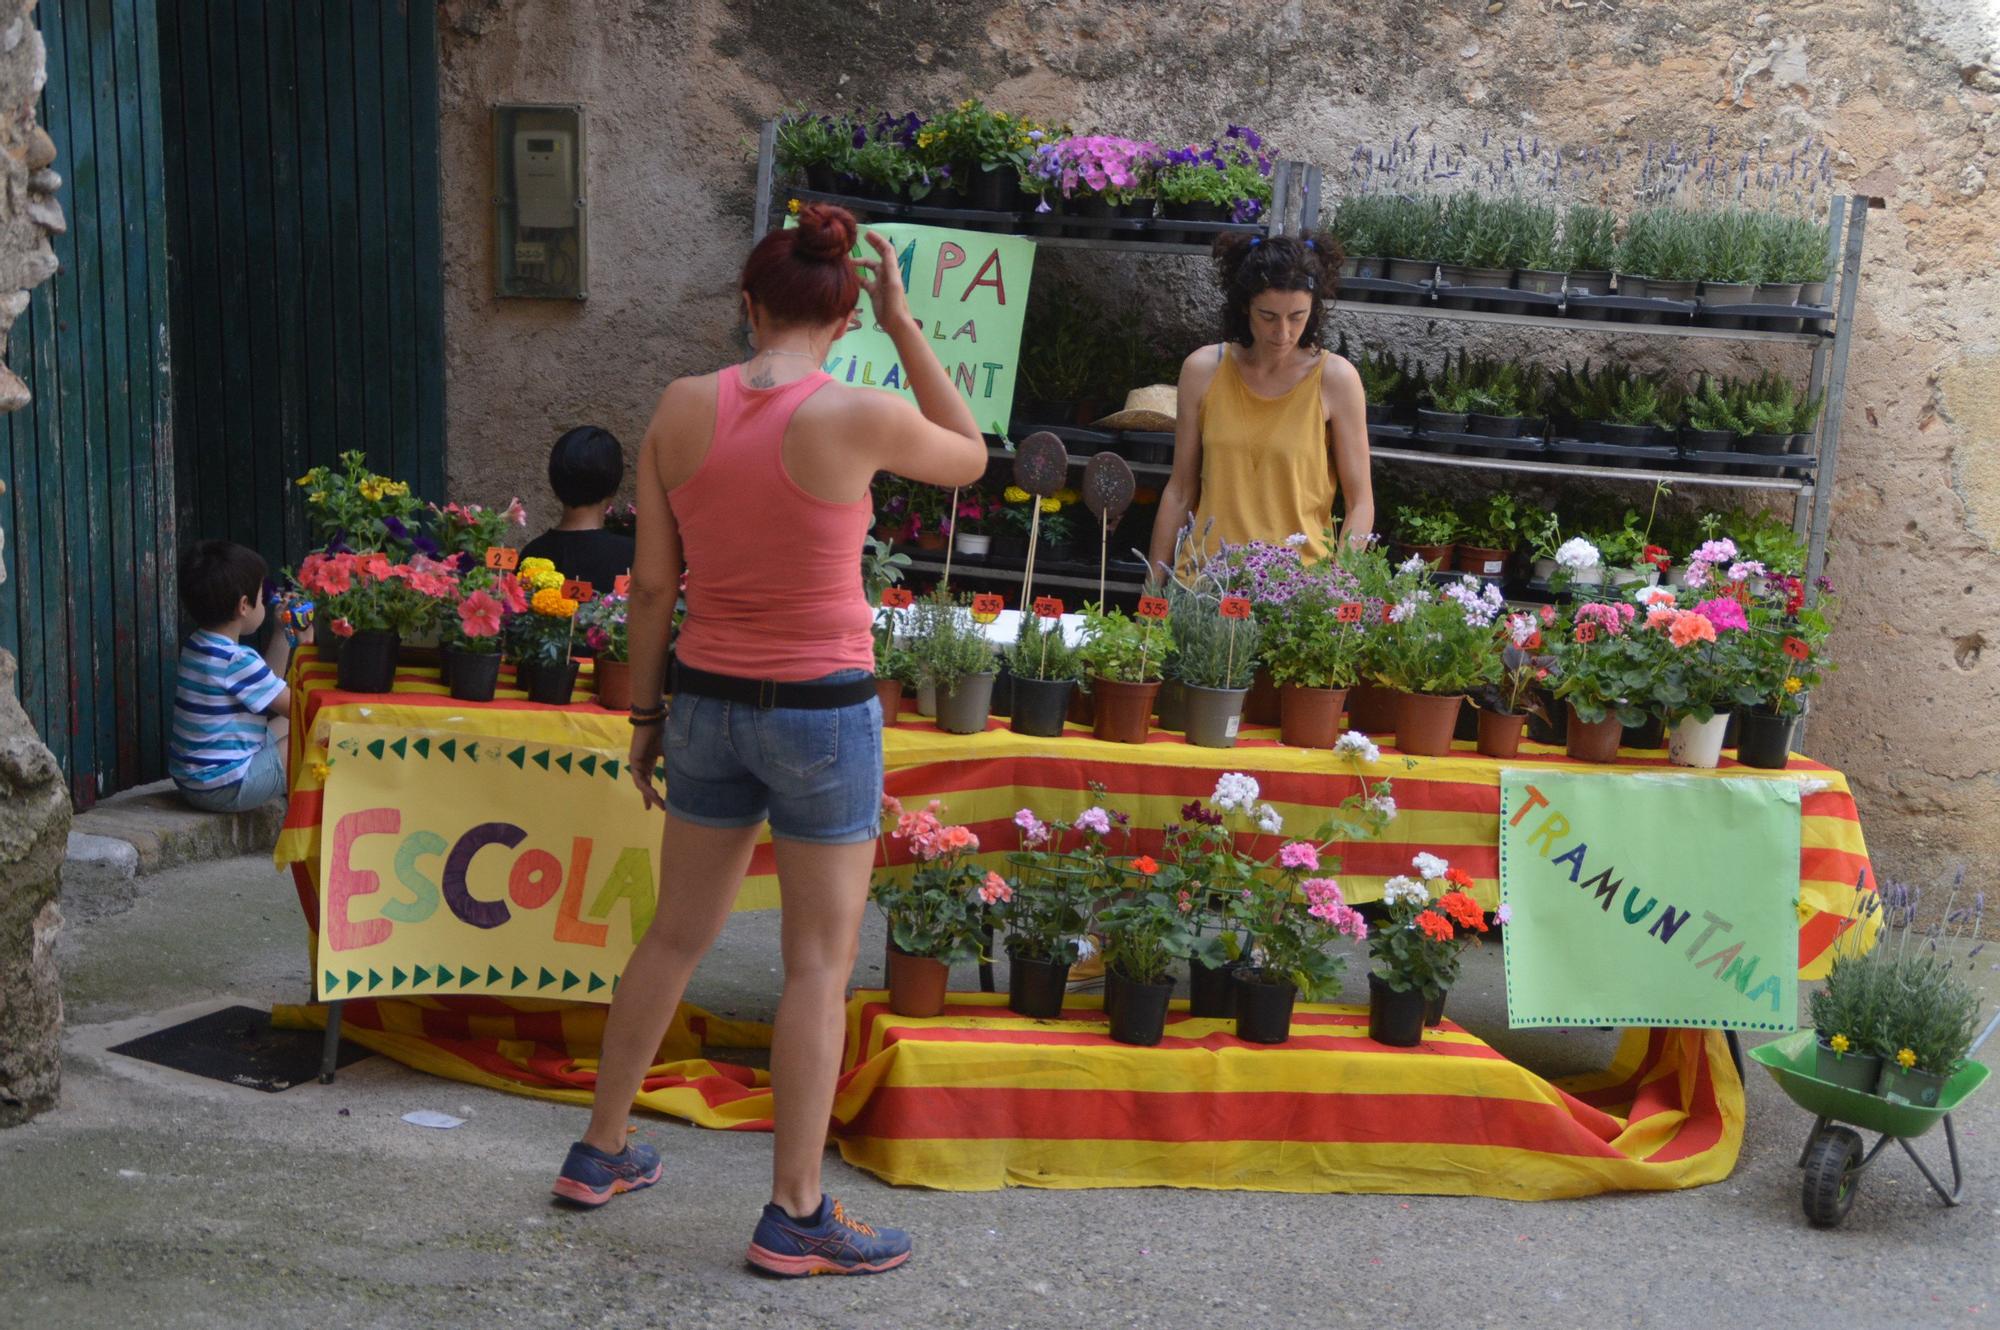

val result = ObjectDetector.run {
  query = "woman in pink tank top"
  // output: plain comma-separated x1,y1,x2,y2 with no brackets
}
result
551,204,986,1274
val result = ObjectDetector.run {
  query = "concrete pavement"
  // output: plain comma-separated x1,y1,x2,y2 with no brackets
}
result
2,851,1994,1329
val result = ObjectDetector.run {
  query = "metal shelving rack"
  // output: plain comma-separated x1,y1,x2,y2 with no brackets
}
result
752,123,1870,596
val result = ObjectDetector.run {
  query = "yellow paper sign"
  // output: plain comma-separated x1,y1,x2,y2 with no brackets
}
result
314,722,663,1003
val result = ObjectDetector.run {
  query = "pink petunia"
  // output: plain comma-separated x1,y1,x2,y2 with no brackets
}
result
456,589,504,638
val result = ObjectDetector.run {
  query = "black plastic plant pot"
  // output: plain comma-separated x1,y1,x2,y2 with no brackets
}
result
1424,988,1448,1027
1526,704,1569,747
1741,432,1793,455
804,162,837,193
1367,971,1426,1047
1597,422,1658,447
1416,408,1469,435
1465,413,1525,438
336,631,400,694
447,647,501,702
1009,675,1075,737
1233,971,1298,1045
1681,427,1738,452
525,659,580,705
1105,969,1175,1047
1735,707,1798,769
1007,950,1072,1020
1365,402,1395,425
969,164,1023,213
1622,713,1665,751
1188,957,1242,1019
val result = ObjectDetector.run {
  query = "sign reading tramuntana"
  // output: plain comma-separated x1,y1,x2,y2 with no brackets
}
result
1499,771,1802,1031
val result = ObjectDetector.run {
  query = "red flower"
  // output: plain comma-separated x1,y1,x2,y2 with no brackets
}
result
330,617,355,638
1415,909,1454,942
1439,889,1487,931
1132,855,1159,875
1642,544,1672,572
1443,867,1476,890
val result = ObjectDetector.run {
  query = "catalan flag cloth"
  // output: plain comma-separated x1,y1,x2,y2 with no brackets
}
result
270,992,1742,1197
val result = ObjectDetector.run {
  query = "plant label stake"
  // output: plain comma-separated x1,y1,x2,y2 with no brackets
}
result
613,574,631,596
1082,452,1136,606
970,593,1004,625
941,485,961,589
562,579,595,604
1013,433,1070,610
1220,595,1251,685
1135,595,1169,685
485,546,520,571
1031,596,1063,682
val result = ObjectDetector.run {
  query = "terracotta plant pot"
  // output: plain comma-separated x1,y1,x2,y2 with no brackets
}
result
1564,704,1624,763
1404,542,1453,570
1242,668,1281,726
886,946,949,1018
916,531,948,552
1395,691,1463,756
1091,678,1160,744
1279,684,1347,749
1367,971,1426,1047
1345,680,1400,734
1667,712,1731,768
874,675,906,723
1454,545,1509,577
1067,685,1095,728
593,659,633,711
1476,708,1527,759
446,647,501,703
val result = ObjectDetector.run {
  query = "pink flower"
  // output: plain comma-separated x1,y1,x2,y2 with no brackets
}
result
585,626,610,652
882,794,904,819
494,574,529,614
330,617,354,638
1727,560,1766,584
1692,596,1749,632
978,872,1013,905
456,589,504,638
1495,903,1513,925
1013,808,1048,846
1278,842,1321,871
1073,807,1112,836
504,498,528,527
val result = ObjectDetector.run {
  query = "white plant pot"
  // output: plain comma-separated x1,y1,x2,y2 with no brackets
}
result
1570,565,1606,587
1608,565,1659,589
1668,712,1731,768
956,532,991,557
1532,557,1557,582
1666,566,1691,589
916,680,937,717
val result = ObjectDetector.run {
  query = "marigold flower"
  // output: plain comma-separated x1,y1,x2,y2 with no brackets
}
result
1897,1047,1918,1069
1039,497,1061,514
1003,485,1030,503
1415,910,1454,942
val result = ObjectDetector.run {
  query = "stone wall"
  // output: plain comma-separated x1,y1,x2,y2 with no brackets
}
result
0,0,64,1126
435,0,2000,885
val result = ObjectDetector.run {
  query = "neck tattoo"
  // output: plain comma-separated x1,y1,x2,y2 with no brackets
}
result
745,347,820,388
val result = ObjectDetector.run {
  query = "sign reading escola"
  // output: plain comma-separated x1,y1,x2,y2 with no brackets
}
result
1499,771,1802,1031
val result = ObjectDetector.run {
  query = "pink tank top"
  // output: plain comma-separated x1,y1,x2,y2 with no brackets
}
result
667,367,875,682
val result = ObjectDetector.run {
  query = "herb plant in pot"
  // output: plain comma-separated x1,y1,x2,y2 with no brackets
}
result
1096,887,1195,1046
1460,357,1542,441
1558,203,1618,311
1392,499,1460,570
1371,576,1504,757
998,808,1096,1019
1350,343,1410,427
1507,199,1565,305
1808,945,1889,1092
1078,604,1172,744
1006,613,1082,738
1874,949,1983,1108
913,594,999,735
1416,354,1477,438
872,798,996,1018
1455,492,1522,578
1165,578,1260,749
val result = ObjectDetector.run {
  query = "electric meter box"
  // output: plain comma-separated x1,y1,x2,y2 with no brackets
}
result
493,104,587,299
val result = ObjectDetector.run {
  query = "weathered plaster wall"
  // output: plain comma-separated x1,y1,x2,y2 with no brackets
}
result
436,0,2000,886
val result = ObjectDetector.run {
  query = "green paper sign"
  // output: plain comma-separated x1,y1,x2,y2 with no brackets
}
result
793,220,1036,436
1499,771,1802,1031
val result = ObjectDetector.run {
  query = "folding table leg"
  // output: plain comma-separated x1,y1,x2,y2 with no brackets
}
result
319,1000,346,1085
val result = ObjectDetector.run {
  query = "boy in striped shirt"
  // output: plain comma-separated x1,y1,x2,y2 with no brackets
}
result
170,541,308,812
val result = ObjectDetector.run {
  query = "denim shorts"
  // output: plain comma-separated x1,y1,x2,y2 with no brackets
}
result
178,735,288,813
663,668,883,844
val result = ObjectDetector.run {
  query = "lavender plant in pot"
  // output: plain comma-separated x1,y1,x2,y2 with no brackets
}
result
1005,613,1082,738
1558,203,1618,314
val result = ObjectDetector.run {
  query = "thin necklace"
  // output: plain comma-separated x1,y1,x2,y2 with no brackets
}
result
753,348,821,362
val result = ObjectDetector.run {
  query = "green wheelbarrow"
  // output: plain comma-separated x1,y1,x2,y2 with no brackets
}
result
1750,1020,1996,1228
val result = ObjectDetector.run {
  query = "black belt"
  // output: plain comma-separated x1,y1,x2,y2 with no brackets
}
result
672,662,876,710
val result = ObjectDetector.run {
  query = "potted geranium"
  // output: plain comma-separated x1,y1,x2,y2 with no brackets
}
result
1370,576,1504,756
1078,604,1172,743
1546,599,1649,762
998,807,1102,1018
297,551,456,694
871,797,995,1018
1736,573,1836,768
1476,609,1554,758
1236,865,1369,1044
577,592,632,711
1635,588,1761,768
1006,613,1082,738
510,556,581,704
1096,880,1195,1047
1367,853,1489,1045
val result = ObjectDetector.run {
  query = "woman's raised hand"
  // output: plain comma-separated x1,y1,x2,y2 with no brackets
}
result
852,229,912,332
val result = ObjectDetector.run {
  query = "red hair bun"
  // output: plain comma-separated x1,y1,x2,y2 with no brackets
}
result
793,203,857,262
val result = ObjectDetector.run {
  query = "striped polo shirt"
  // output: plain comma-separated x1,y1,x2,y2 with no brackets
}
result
168,630,285,790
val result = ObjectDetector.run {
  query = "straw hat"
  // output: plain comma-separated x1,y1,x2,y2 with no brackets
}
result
1092,385,1177,433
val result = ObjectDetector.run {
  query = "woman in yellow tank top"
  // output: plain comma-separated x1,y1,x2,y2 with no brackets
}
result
1146,232,1374,575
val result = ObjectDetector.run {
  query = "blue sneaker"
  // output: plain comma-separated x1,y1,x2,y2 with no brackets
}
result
746,1195,912,1277
551,1140,662,1208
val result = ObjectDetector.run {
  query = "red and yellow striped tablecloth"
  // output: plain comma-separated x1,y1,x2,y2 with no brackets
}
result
268,991,1739,1197
279,652,1875,978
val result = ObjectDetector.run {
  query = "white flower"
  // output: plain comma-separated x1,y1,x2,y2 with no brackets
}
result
1256,804,1284,834
1506,612,1540,647
1637,585,1675,608
1382,875,1429,907
1397,554,1429,575
1554,537,1601,571
1367,793,1398,821
1072,935,1097,961
1495,903,1513,925
1211,771,1261,812
1412,851,1451,881
1285,532,1310,547
1334,731,1381,763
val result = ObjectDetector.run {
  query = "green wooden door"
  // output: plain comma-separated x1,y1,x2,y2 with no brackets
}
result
0,0,175,805
161,0,445,569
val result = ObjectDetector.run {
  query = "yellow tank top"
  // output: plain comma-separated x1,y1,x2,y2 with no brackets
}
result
1192,348,1337,563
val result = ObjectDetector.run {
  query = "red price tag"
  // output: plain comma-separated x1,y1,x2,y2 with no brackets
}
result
1218,596,1252,621
970,593,1005,623
613,574,631,596
1782,636,1810,661
484,546,519,571
1574,623,1598,644
1136,596,1170,621
1033,596,1064,620
1380,604,1396,624
1336,601,1365,624
881,587,915,609
561,579,595,603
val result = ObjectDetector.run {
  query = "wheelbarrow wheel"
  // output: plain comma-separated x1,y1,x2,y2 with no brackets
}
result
1802,1126,1865,1227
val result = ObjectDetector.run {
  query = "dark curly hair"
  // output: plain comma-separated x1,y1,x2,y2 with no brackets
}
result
1212,231,1343,349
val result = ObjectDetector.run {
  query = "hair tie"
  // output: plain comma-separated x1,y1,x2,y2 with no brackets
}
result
1303,238,1316,250
1249,236,1262,248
